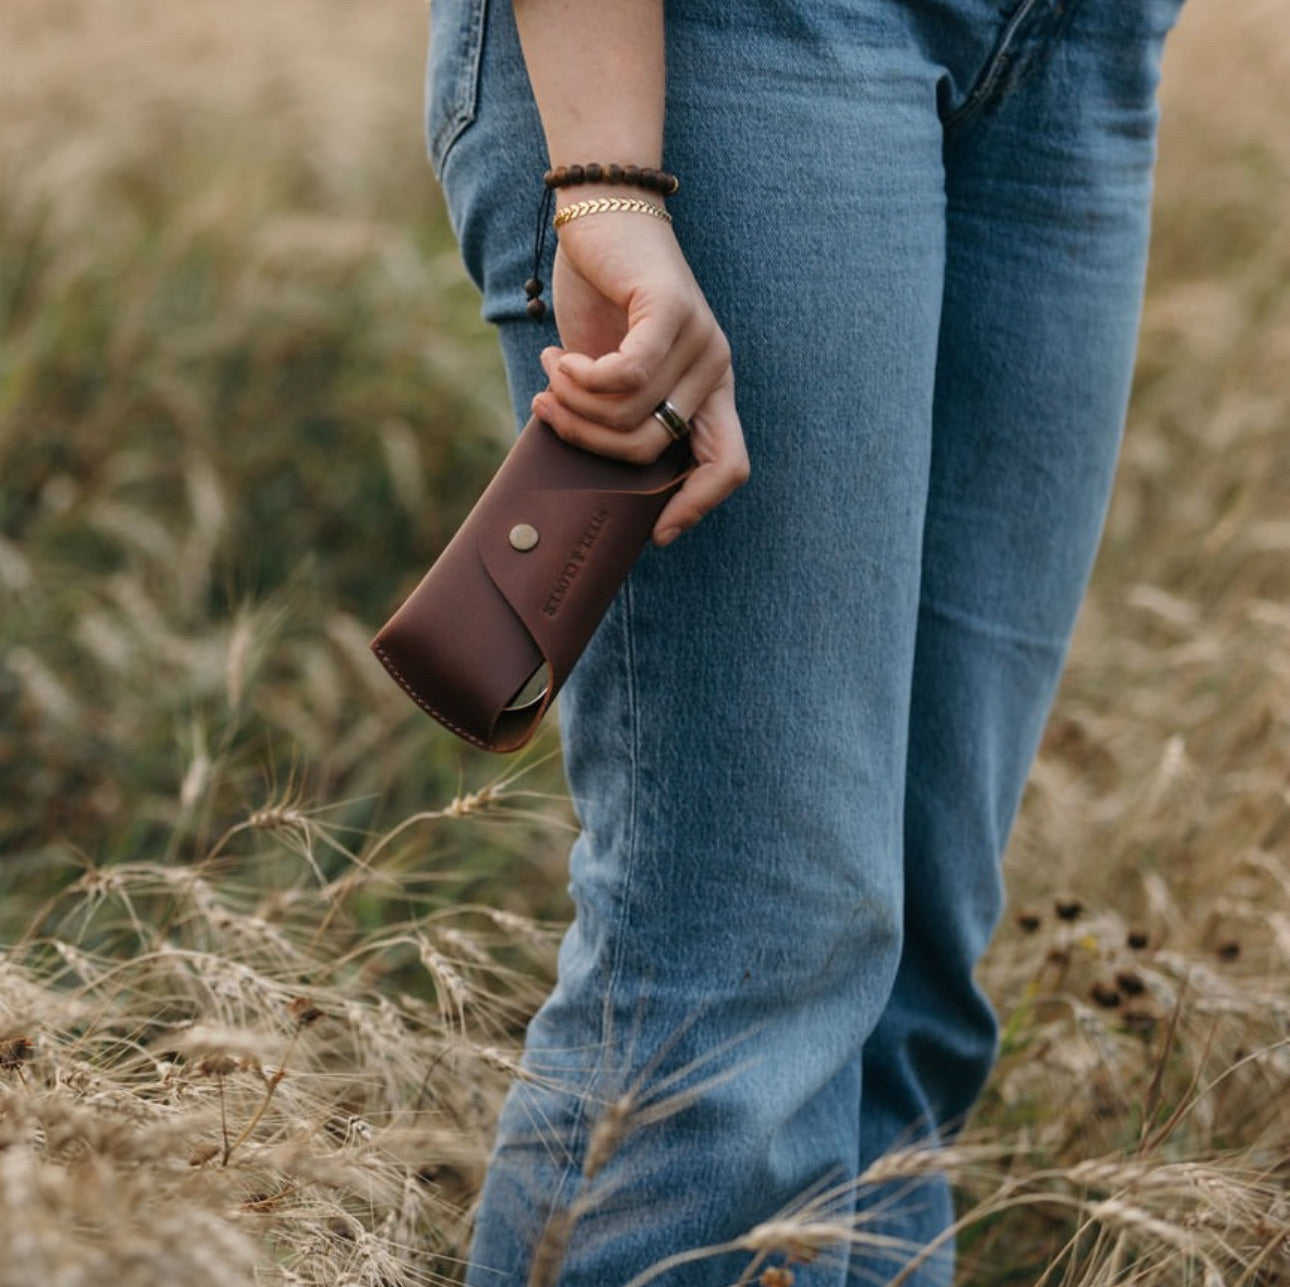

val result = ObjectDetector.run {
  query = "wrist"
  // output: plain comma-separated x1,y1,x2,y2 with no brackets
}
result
526,158,679,319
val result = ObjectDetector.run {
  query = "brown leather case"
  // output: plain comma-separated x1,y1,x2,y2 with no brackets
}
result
371,416,690,752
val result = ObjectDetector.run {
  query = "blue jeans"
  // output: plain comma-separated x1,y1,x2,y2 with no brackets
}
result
429,0,1184,1282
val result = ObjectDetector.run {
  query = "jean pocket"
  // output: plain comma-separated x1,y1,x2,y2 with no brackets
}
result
425,0,489,179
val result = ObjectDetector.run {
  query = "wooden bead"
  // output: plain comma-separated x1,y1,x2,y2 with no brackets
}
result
543,163,678,193
526,298,547,321
524,277,543,299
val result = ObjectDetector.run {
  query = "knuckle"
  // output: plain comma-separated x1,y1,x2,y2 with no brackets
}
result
621,361,650,390
662,297,691,332
701,351,730,390
726,457,751,489
607,403,640,432
684,313,715,354
627,437,661,466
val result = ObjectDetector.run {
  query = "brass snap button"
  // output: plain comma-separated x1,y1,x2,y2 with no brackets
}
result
508,523,539,552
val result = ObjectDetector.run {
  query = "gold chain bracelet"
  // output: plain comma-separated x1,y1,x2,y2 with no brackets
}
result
552,196,673,230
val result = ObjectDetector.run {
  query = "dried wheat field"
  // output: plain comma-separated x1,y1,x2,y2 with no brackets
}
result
1,1,1287,1284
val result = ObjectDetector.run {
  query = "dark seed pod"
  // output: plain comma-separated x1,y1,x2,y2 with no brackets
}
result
0,1036,33,1071
289,996,325,1027
1090,981,1121,1008
1015,908,1042,934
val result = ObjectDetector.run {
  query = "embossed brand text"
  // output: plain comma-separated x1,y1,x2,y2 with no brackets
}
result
542,506,611,617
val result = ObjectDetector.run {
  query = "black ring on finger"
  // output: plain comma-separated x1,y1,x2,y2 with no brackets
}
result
651,399,692,442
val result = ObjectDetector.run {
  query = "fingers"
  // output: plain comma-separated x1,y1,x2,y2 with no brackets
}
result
652,377,749,546
534,366,750,544
534,229,747,538
533,372,750,543
535,317,730,443
556,306,680,394
533,336,724,464
532,386,674,465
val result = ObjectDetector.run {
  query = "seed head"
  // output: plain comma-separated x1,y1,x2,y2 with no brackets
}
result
1015,908,1043,934
0,1036,34,1072
1091,981,1122,1008
289,996,324,1027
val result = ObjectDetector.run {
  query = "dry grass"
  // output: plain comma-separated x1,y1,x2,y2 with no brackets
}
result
0,769,566,1286
2,0,1288,1282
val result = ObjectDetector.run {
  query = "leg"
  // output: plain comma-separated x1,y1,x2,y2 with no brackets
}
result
855,0,1187,1278
434,2,950,1282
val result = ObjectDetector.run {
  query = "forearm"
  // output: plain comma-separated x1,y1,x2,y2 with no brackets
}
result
514,1,748,540
511,0,664,170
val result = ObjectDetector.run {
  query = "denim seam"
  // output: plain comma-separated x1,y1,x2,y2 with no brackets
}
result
530,583,641,1250
428,0,489,176
607,572,643,1064
917,594,1066,654
942,0,1072,135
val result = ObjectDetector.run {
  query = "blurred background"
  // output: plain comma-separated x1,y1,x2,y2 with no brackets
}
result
1,0,1288,1283
0,0,566,883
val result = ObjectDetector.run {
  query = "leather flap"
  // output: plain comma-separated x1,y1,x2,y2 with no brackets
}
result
478,481,677,686
370,543,547,751
371,417,688,753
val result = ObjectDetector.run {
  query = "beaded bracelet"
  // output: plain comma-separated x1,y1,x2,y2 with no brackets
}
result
526,162,680,320
544,163,680,197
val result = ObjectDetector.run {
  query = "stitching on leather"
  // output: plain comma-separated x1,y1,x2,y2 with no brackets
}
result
371,643,494,751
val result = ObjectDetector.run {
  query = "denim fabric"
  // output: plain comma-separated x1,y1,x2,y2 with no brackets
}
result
429,0,1185,1282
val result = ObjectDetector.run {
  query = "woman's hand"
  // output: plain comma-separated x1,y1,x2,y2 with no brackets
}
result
531,202,749,546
